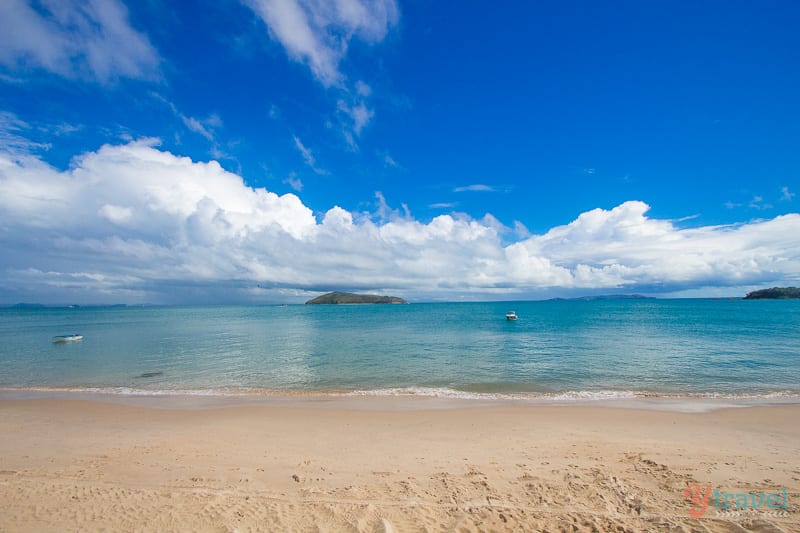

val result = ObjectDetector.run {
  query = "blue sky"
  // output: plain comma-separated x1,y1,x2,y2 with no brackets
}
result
1,0,799,304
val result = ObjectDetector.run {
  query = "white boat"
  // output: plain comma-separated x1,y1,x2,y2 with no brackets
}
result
505,311,518,321
53,334,83,343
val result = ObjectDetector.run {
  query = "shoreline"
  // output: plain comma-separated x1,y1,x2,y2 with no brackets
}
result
1,399,798,530
2,386,800,412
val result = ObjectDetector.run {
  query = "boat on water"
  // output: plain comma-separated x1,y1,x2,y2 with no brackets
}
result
53,334,83,343
505,311,518,321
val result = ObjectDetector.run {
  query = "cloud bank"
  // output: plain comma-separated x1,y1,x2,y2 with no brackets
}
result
1,141,799,303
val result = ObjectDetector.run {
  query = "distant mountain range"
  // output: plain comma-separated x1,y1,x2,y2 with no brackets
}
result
547,294,654,301
306,292,408,305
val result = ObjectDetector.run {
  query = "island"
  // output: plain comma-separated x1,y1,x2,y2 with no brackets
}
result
305,291,408,305
744,287,800,300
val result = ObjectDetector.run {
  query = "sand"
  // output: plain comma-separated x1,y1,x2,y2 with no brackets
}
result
1,398,798,532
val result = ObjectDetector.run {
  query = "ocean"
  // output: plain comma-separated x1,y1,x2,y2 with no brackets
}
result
1,299,798,402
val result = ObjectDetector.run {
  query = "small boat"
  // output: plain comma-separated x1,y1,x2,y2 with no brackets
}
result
505,311,518,321
53,334,83,343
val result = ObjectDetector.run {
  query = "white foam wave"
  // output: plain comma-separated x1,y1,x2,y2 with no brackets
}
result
2,386,800,403
347,387,642,401
347,387,508,400
547,390,639,401
82,387,230,396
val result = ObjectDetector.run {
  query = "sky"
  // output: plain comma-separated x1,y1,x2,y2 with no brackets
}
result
0,0,799,304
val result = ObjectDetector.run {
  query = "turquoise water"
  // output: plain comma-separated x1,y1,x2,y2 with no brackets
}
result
0,300,798,399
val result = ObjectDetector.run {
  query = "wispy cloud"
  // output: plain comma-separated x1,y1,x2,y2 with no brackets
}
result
429,202,456,209
293,135,328,174
373,191,410,222
382,152,399,168
336,98,376,149
0,0,160,83
181,115,214,141
749,195,773,210
337,99,374,136
0,111,81,155
355,80,372,97
268,104,281,120
0,111,47,154
727,187,794,211
151,93,222,144
283,171,303,192
244,0,398,88
244,1,397,149
454,184,494,192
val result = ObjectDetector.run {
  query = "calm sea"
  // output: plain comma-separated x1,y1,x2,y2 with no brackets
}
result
1,300,798,401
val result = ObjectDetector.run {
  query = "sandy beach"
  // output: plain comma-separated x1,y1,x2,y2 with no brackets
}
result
1,398,798,532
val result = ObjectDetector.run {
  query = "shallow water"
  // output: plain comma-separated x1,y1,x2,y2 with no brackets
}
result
1,299,798,400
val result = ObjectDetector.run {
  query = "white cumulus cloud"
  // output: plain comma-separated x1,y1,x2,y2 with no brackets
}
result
1,141,799,303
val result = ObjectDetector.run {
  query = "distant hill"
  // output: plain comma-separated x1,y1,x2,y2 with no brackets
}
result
744,287,800,300
306,291,408,305
548,294,654,302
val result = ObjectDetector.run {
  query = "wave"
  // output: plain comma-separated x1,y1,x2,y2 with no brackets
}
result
347,387,800,401
346,387,643,401
4,386,799,403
